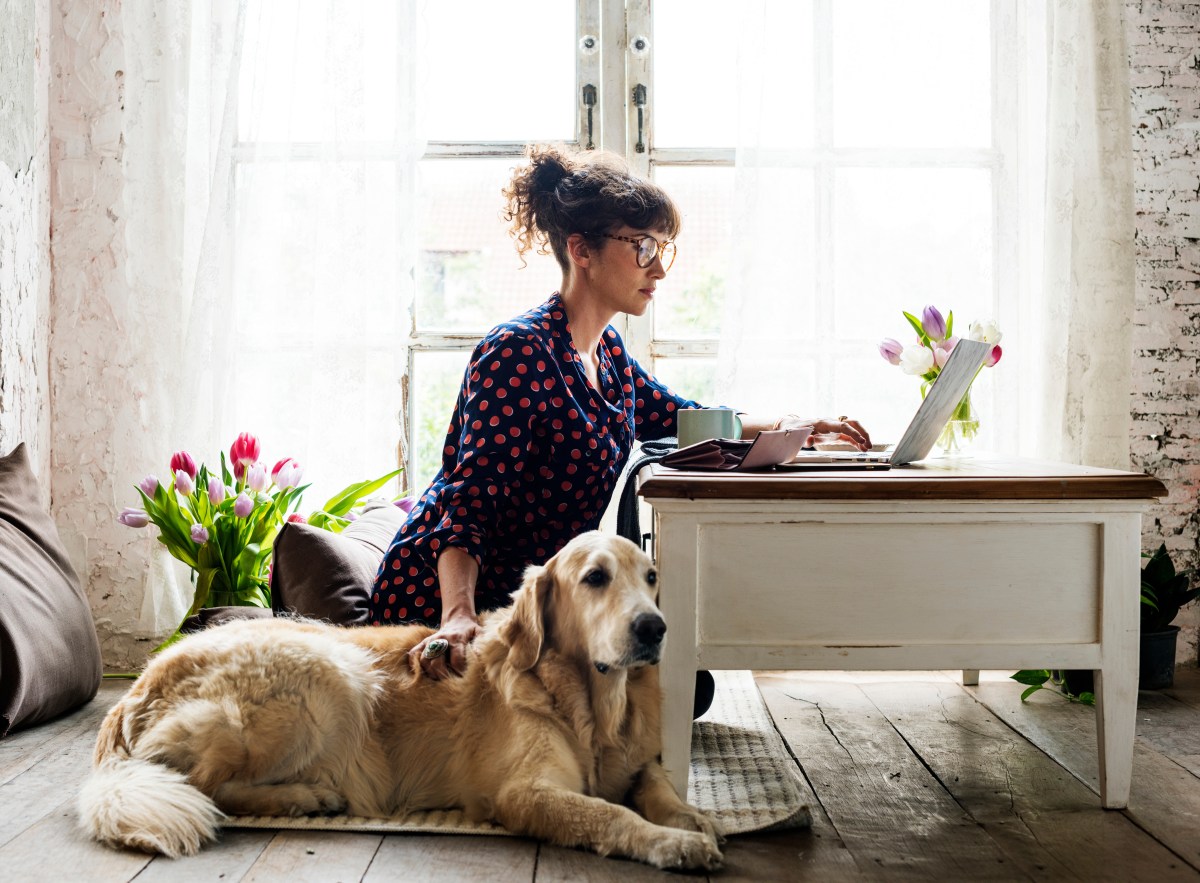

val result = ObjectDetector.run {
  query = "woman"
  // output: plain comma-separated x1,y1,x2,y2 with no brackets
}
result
370,145,870,679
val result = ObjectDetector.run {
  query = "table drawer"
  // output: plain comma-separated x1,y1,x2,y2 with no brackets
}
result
694,521,1102,646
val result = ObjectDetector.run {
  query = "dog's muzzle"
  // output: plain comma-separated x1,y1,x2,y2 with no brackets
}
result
632,613,667,657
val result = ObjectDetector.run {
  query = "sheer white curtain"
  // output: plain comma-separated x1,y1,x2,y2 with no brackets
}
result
1033,0,1135,469
119,0,424,636
225,0,423,505
721,1,1134,468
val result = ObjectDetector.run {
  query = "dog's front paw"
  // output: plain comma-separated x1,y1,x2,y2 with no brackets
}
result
664,807,725,845
645,829,723,871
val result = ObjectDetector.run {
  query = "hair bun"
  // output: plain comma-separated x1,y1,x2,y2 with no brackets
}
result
527,146,574,194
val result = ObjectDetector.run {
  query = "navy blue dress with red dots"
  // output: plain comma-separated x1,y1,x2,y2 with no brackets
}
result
369,292,702,625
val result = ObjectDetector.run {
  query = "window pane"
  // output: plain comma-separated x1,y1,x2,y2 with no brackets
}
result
652,166,733,339
240,0,401,142
230,158,404,504
416,159,562,333
719,352,819,416
650,358,719,409
832,167,993,344
410,350,472,492
832,0,991,148
418,2,575,141
241,0,575,144
654,0,815,148
652,0,737,147
234,160,401,338
231,347,402,508
727,166,818,338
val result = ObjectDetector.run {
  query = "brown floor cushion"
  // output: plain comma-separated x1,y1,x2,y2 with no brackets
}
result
0,444,103,736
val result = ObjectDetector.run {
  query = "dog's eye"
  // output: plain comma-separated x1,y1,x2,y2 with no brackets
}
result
583,568,609,587
647,570,657,585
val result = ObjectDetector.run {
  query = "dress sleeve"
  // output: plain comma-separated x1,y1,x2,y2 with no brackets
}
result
416,332,549,567
630,355,703,442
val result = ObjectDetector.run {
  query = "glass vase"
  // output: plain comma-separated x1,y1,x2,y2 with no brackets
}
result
935,389,980,456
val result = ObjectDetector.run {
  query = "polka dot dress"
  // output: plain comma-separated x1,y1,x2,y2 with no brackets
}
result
369,292,702,625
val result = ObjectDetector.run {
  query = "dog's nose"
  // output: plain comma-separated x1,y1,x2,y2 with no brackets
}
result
632,613,667,647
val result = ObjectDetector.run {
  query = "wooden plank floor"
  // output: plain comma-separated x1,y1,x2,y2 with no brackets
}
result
4,668,1200,882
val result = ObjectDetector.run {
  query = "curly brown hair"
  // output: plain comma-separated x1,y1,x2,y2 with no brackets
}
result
502,144,681,271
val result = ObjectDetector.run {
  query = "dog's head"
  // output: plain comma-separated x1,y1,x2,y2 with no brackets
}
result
503,531,665,675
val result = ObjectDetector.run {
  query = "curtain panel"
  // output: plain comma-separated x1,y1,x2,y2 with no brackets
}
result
89,0,423,640
722,0,1135,469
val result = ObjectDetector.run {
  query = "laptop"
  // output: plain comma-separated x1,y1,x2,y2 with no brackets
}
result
782,337,992,470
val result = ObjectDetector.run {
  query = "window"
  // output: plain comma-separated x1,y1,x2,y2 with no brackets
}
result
233,0,1033,494
643,0,1023,450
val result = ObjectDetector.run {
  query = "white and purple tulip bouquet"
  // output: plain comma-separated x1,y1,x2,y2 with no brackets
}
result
879,305,1004,452
117,432,407,627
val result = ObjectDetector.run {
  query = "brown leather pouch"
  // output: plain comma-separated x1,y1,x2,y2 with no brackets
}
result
660,428,812,471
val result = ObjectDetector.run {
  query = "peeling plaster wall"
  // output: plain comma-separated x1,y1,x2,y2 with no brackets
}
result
0,0,51,483
49,1,186,670
1127,1,1200,663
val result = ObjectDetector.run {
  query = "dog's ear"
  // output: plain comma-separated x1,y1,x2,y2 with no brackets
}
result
503,562,554,672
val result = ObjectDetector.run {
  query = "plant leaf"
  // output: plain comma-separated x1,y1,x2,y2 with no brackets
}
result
901,311,927,344
321,468,403,517
1143,543,1174,586
1010,669,1051,686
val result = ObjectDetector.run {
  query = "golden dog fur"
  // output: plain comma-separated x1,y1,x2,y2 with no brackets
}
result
78,532,723,870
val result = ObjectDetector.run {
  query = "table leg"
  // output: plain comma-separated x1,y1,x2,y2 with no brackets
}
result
1095,517,1141,809
1095,666,1137,808
655,517,699,798
962,669,980,686
659,635,696,798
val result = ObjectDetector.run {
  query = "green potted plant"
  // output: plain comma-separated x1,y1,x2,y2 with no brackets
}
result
1138,543,1199,689
1014,543,1198,701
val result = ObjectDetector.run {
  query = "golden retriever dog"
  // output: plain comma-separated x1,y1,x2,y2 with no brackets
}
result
78,531,723,870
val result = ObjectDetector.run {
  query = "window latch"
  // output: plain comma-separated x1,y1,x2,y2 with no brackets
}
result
633,84,647,153
582,84,597,150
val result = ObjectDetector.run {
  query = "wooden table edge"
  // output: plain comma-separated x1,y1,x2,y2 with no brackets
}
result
638,460,1169,502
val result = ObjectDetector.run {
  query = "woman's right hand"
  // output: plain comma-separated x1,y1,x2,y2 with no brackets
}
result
411,612,480,680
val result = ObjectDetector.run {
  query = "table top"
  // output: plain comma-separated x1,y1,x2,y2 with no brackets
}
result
638,456,1169,502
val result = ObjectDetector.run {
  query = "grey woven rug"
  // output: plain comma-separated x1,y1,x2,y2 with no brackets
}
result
226,670,812,837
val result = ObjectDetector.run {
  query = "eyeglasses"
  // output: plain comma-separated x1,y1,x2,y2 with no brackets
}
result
596,232,677,271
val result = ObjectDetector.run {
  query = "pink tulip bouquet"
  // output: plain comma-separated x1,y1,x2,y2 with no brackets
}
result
118,432,404,630
878,305,1004,452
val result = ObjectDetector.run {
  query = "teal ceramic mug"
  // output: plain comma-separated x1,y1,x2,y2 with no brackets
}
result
677,408,743,448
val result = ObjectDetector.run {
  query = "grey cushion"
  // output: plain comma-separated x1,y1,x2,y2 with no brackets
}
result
0,444,103,736
270,503,408,626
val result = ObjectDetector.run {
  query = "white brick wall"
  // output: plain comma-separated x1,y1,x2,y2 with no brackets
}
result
1127,1,1200,661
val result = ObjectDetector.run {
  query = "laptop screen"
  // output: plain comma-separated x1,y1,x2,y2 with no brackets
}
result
889,337,991,464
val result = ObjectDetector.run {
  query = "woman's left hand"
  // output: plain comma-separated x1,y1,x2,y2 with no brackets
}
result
779,415,872,451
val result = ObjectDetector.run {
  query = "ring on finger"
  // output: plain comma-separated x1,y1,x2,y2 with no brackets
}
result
422,638,449,660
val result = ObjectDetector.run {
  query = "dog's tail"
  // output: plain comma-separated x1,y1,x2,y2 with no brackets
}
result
78,699,223,858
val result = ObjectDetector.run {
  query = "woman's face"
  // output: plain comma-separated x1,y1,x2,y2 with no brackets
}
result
588,225,671,318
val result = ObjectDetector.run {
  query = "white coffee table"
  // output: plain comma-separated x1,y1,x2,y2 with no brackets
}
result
640,456,1167,808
